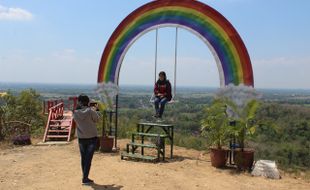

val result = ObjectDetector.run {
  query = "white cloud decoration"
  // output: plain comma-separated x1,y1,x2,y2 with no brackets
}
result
215,84,262,109
96,82,119,111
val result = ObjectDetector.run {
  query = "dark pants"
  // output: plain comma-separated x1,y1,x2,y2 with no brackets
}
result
78,137,97,180
154,97,169,117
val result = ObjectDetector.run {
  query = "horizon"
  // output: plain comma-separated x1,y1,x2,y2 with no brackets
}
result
1,81,310,92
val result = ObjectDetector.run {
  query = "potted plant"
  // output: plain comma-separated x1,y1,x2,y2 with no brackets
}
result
201,99,234,168
95,83,119,152
226,99,260,170
96,102,114,152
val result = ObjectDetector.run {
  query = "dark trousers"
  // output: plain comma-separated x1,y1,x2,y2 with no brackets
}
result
78,137,97,180
154,97,169,117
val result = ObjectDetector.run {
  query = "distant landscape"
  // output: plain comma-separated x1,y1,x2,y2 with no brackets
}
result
1,82,310,101
1,82,310,173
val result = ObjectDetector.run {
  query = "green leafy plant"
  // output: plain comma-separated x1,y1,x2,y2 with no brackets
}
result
225,99,260,151
201,99,234,149
94,102,107,136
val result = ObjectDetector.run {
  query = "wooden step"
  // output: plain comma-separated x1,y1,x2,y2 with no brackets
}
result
139,122,173,127
49,128,70,131
132,132,168,138
49,124,70,127
48,130,69,133
46,135,68,138
121,152,157,161
127,142,158,149
50,119,72,122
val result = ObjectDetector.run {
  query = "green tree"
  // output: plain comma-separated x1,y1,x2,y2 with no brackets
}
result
1,89,45,136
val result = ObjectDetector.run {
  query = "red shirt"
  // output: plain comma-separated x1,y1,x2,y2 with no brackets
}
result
154,80,172,101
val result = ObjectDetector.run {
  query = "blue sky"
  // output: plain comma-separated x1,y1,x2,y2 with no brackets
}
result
0,0,310,89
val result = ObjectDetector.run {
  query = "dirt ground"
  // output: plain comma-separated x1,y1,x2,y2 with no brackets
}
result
0,139,309,190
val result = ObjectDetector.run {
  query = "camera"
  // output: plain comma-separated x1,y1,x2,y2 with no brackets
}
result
89,102,99,111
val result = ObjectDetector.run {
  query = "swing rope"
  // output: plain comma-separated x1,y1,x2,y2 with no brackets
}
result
154,28,158,85
150,27,178,103
173,27,178,101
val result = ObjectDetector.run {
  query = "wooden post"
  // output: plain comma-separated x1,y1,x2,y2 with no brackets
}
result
43,108,52,142
68,96,78,111
115,95,118,149
171,125,174,158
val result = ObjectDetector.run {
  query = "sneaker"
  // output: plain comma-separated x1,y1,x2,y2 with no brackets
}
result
82,178,94,185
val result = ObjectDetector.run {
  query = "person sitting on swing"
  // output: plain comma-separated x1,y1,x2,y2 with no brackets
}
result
153,71,172,118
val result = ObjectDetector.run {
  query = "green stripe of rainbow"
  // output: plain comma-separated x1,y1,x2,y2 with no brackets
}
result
98,0,254,87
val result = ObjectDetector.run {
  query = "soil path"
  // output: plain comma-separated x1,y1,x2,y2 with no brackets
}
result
0,139,309,190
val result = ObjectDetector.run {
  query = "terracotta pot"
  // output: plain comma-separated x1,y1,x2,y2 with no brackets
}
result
234,149,254,170
100,136,114,152
210,148,228,168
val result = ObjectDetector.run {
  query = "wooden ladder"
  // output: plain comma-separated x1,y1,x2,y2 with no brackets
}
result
42,102,74,142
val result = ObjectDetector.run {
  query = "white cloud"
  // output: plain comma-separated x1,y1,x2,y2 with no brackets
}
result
254,57,310,66
0,49,99,84
0,4,33,21
51,49,78,63
253,56,310,89
1,48,310,89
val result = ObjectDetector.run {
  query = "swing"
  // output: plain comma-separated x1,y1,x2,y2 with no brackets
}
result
150,27,179,104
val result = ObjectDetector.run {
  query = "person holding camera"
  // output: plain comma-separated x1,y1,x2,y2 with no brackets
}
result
73,94,100,185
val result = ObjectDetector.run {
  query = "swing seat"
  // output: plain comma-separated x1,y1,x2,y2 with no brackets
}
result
168,98,179,104
149,94,178,104
149,94,155,103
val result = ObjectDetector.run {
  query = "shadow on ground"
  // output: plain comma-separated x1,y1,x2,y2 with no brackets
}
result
89,183,123,190
165,154,211,163
94,152,120,157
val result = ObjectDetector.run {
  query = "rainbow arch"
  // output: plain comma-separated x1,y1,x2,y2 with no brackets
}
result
98,0,254,87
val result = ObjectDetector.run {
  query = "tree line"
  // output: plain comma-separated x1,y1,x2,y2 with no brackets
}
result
1,89,309,171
